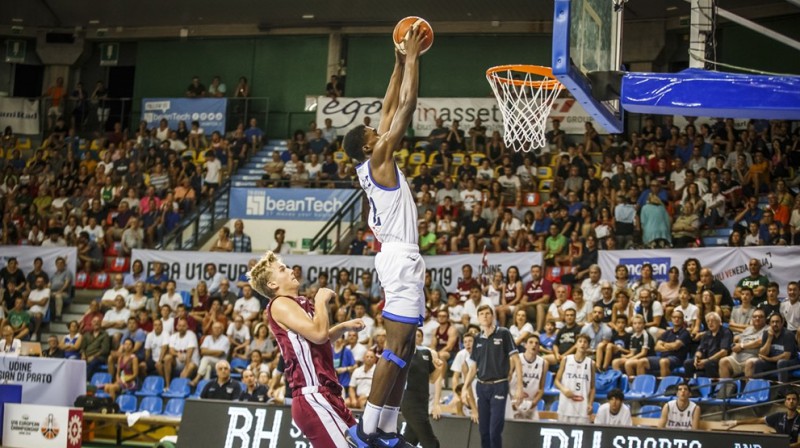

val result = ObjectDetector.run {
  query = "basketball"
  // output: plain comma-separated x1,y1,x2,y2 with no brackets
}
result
393,16,434,55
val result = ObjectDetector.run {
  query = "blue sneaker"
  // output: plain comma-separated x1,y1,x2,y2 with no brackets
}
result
373,429,415,448
345,423,372,448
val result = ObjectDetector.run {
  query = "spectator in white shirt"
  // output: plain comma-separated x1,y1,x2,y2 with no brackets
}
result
580,265,603,304
159,280,183,317
159,305,175,336
594,388,632,426
163,317,199,389
233,285,261,324
0,325,22,356
204,264,224,296
228,315,251,360
348,349,377,409
346,330,368,363
462,286,495,327
101,274,130,310
191,322,231,386
102,295,131,347
26,275,50,342
143,319,169,377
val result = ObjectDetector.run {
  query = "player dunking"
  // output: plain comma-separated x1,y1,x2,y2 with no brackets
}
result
342,26,428,448
248,251,365,448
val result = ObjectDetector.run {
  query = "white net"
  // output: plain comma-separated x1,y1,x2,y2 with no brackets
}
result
486,66,563,153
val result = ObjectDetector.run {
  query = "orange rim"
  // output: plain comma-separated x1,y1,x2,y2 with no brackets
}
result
486,65,562,90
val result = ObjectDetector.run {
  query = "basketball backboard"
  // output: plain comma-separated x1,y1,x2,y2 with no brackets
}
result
552,0,624,133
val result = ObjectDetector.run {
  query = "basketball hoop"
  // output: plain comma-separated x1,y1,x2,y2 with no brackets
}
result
486,65,563,153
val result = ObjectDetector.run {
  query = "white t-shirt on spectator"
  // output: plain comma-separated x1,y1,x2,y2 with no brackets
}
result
233,297,261,322
548,300,577,329
161,318,174,336
351,364,376,398
159,292,183,315
145,331,169,362
675,303,699,327
358,315,375,343
103,308,131,337
227,323,251,345
448,304,465,325
510,323,535,343
462,297,495,326
305,162,322,179
81,225,105,243
204,159,222,184
102,287,129,306
0,339,22,356
27,288,50,314
451,348,475,374
169,331,200,365
200,334,231,358
421,318,440,347
460,188,481,212
349,343,368,363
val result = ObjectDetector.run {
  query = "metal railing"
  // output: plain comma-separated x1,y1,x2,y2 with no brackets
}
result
308,189,366,254
156,180,231,250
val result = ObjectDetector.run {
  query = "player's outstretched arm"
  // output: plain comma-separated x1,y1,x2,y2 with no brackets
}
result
271,289,336,344
378,51,405,136
370,26,426,172
329,318,365,341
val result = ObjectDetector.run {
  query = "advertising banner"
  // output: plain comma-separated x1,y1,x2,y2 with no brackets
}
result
0,246,77,281
316,96,594,137
229,188,359,221
0,356,86,407
0,98,40,135
598,247,800,294
2,403,82,448
132,249,542,294
141,98,227,134
177,399,783,448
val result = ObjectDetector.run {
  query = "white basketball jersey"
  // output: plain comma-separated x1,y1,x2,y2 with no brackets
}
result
356,161,418,245
665,400,696,429
511,353,545,398
558,354,592,417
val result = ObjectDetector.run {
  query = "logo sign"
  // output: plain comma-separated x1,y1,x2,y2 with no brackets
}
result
5,40,26,64
141,98,227,134
229,188,358,221
2,404,82,448
99,43,119,66
619,257,671,282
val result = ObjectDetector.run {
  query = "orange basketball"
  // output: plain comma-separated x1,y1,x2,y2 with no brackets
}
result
393,16,434,55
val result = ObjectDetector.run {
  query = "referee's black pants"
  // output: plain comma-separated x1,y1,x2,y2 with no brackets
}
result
401,393,439,448
476,381,508,448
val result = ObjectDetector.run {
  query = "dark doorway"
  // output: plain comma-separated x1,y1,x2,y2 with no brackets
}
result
106,66,135,132
12,64,45,98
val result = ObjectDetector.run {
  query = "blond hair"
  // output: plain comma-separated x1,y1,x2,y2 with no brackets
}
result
247,251,280,298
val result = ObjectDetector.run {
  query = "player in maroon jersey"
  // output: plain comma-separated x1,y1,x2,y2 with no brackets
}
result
248,251,365,448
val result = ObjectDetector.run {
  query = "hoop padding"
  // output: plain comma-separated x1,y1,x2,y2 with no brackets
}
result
486,65,563,152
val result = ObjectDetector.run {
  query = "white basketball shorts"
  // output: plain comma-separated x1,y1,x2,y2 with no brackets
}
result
375,242,426,325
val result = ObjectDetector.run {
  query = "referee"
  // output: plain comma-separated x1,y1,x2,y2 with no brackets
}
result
400,329,446,448
462,305,522,448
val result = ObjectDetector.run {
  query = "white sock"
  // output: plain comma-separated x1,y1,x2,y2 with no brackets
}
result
378,405,400,433
362,402,383,434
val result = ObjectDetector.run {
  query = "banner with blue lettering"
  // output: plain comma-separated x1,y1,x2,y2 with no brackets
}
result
229,188,359,221
598,247,800,296
141,98,227,134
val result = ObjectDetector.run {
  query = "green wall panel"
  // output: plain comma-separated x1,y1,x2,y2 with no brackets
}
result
718,14,800,75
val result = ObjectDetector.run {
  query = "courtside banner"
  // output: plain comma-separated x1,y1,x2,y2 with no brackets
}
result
2,403,82,448
0,98,39,135
316,96,594,136
178,399,783,448
0,356,86,407
131,249,541,294
229,188,359,221
0,246,77,281
141,98,226,134
598,247,800,294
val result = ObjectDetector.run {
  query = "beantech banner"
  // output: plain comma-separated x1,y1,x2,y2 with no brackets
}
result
132,249,542,294
229,188,360,221
598,247,800,294
316,96,595,136
0,98,40,135
141,98,227,134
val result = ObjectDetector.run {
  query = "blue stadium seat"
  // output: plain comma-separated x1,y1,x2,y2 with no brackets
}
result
135,376,165,397
180,291,192,308
163,398,186,417
163,378,191,399
689,377,712,402
625,374,656,400
700,380,741,405
550,400,559,412
595,370,622,400
117,395,138,413
543,371,559,397
647,376,683,403
139,396,163,415
729,379,771,406
639,404,662,418
91,373,113,398
231,358,250,371
537,400,545,411
593,402,601,414
191,379,210,399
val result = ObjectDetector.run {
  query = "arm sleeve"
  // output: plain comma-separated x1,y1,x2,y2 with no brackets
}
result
503,329,518,356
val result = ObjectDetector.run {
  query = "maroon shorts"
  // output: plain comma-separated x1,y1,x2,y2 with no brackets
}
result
292,388,356,447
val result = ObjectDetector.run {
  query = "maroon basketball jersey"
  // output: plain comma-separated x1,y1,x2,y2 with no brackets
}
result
267,295,340,393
